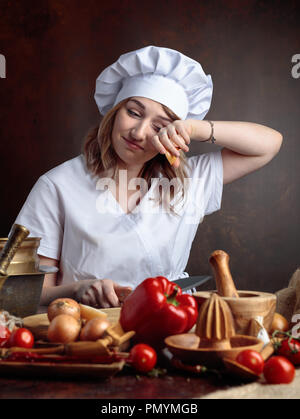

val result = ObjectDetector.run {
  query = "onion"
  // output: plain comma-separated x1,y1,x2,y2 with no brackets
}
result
48,298,81,322
80,318,110,341
47,314,81,343
270,312,290,334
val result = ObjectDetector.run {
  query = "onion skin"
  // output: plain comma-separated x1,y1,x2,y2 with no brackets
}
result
80,318,110,341
270,312,290,334
48,298,81,322
47,314,81,343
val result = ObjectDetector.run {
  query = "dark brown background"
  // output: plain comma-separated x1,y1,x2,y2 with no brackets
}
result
0,0,299,293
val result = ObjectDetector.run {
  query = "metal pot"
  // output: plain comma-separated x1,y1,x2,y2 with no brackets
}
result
0,237,41,275
0,224,58,317
0,265,58,318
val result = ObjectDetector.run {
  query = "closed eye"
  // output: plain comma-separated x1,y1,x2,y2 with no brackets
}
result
127,106,164,132
127,109,140,117
153,125,163,132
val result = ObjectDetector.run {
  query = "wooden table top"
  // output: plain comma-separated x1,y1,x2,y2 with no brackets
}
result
0,308,246,399
0,369,235,399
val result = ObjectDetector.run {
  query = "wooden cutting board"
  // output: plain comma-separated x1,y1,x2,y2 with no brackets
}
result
23,307,121,340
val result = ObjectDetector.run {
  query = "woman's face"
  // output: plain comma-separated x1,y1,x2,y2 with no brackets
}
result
111,96,173,171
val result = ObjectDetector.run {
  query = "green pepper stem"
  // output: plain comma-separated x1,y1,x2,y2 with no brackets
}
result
166,286,180,306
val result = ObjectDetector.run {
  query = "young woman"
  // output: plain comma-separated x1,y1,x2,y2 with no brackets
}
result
15,46,282,309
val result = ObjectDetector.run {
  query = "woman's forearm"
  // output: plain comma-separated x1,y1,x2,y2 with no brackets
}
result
190,120,283,157
40,282,77,306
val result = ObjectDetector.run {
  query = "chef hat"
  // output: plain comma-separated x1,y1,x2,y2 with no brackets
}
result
94,45,213,120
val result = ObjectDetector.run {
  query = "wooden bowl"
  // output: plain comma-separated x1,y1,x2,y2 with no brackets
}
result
193,290,276,335
164,333,264,368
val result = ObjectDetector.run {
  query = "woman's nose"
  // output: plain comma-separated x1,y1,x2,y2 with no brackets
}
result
131,120,149,140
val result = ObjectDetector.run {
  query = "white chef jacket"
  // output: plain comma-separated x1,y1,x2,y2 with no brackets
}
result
14,152,223,289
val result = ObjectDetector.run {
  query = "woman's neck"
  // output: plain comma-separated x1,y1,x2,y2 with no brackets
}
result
116,162,144,184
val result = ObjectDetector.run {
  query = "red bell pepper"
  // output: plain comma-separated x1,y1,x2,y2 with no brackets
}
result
120,276,198,346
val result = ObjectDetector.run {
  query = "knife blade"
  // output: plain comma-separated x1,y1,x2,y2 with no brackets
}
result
172,275,214,291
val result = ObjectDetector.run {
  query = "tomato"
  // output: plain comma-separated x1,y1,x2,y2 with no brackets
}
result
236,349,264,375
8,327,34,349
0,325,11,347
277,338,300,365
130,343,157,373
263,356,295,384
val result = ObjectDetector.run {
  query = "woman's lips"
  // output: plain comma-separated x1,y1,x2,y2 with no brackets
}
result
123,137,144,150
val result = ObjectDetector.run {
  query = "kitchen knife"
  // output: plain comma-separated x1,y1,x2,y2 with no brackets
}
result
172,275,214,291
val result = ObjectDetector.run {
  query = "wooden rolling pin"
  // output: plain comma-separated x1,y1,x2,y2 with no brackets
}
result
209,250,239,298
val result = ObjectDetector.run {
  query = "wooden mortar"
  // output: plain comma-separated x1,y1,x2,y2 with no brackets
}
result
193,250,276,335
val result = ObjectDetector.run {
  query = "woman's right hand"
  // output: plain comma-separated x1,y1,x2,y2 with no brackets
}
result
74,278,132,308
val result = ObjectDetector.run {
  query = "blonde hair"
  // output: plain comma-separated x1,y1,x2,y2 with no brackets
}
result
82,99,189,213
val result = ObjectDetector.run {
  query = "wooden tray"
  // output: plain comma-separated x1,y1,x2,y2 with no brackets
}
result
0,307,124,379
0,359,125,379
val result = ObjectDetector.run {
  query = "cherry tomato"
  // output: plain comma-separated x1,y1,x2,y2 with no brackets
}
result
0,325,11,347
8,328,34,349
263,356,295,384
130,343,157,373
277,338,300,365
236,349,264,375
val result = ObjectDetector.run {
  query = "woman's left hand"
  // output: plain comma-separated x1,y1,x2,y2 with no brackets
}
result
74,278,132,308
152,120,194,159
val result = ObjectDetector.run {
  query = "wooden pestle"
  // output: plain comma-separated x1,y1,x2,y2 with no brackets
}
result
65,322,135,357
209,250,239,298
